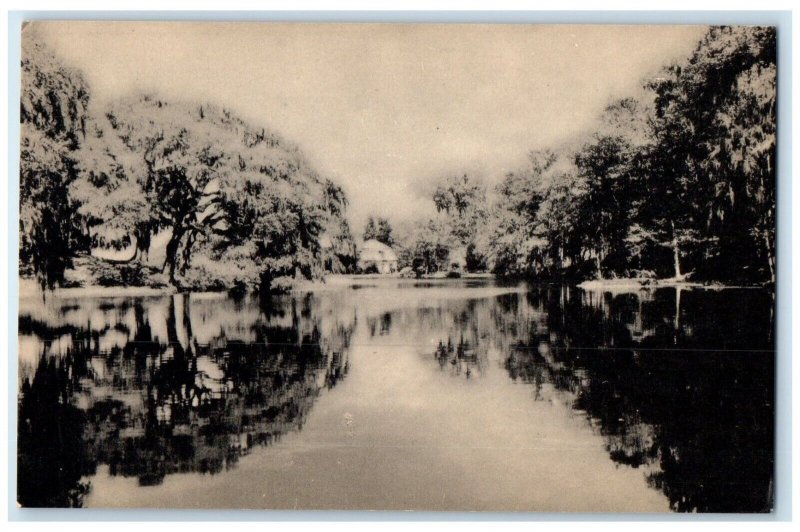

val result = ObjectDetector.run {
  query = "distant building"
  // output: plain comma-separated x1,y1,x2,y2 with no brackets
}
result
358,239,399,274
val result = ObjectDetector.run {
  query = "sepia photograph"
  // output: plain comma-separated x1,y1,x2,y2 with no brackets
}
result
15,19,778,513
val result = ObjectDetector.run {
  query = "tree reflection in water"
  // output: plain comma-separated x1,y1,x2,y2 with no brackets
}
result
434,334,488,379
502,286,774,513
372,285,773,513
18,284,774,512
17,293,354,507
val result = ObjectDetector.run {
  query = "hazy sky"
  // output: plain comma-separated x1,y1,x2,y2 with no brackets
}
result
30,22,707,230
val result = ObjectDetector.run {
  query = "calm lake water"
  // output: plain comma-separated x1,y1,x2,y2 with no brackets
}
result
17,279,774,512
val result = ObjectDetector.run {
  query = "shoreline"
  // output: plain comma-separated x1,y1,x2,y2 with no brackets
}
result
18,274,496,299
18,278,178,299
17,274,768,300
576,278,768,292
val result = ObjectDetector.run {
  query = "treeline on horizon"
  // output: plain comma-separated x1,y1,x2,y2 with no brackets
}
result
19,25,776,293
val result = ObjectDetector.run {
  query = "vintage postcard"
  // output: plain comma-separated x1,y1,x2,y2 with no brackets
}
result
16,21,776,512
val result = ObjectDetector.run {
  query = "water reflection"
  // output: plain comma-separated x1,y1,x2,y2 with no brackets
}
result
18,293,354,507
502,286,774,513
18,282,774,512
434,335,489,379
411,286,772,512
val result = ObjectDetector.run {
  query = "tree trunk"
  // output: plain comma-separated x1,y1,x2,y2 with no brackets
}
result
763,230,775,285
595,249,604,280
670,222,683,281
162,229,183,284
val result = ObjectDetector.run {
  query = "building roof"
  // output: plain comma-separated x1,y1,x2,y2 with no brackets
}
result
359,239,399,262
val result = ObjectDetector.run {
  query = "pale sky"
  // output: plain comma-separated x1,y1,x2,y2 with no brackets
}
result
29,22,707,230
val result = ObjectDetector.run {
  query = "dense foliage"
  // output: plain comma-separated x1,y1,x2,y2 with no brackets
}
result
483,26,776,284
20,36,356,292
19,30,89,288
362,216,395,247
386,27,775,285
19,26,776,288
394,174,490,275
72,96,358,291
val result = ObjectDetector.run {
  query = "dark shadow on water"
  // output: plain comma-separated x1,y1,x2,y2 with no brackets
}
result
501,286,775,513
17,294,355,508
410,285,774,512
18,284,774,512
18,353,93,507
